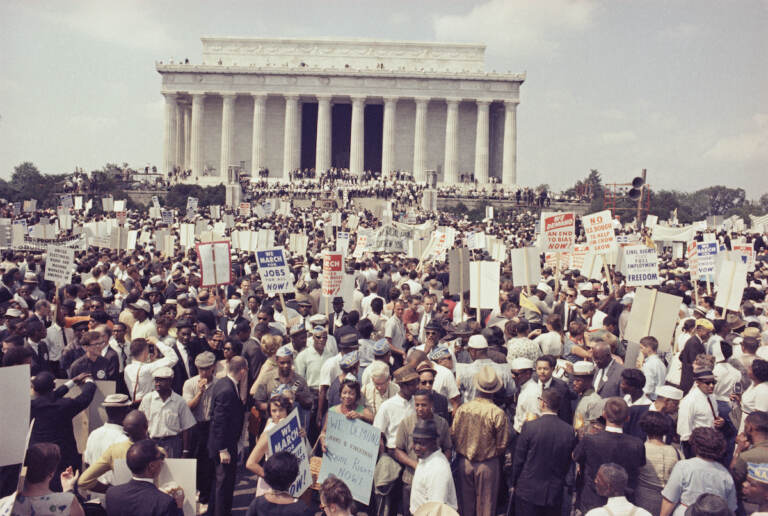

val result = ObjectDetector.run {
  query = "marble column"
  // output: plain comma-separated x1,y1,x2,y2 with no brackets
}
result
502,100,519,185
190,93,205,178
412,97,429,182
349,96,365,176
474,100,490,184
251,93,267,175
162,92,178,174
443,98,460,184
283,94,300,179
315,95,332,174
219,93,236,180
381,97,397,177
175,102,184,171
183,106,191,171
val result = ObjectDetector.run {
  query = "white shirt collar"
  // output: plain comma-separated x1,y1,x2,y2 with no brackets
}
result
605,425,623,434
131,476,155,484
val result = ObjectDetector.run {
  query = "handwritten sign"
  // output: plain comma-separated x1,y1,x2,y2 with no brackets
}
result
318,410,379,505
696,242,718,282
44,245,75,286
256,248,294,294
583,210,616,254
687,241,699,280
542,212,575,252
322,252,344,297
267,409,311,497
239,202,251,217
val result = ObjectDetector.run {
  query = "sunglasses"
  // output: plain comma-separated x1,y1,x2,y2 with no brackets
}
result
698,379,717,386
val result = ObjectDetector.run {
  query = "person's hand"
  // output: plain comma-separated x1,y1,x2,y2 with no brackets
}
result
172,487,185,508
219,450,231,464
563,362,574,375
72,373,90,385
320,434,328,453
714,417,725,429
735,433,750,453
60,466,79,492
197,377,208,391
528,329,542,338
729,392,741,403
346,411,360,420
299,428,307,439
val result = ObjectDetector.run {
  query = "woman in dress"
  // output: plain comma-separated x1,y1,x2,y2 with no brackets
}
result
246,389,298,496
320,374,375,451
659,427,737,516
319,476,356,516
634,411,681,515
7,443,85,516
245,452,313,516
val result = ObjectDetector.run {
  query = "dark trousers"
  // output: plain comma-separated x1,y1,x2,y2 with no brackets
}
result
208,458,236,516
515,495,561,516
192,422,213,503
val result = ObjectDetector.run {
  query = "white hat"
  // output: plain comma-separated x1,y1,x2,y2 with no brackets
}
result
571,361,595,376
510,357,534,371
152,366,174,379
129,299,151,313
656,385,684,401
536,282,552,295
467,334,488,350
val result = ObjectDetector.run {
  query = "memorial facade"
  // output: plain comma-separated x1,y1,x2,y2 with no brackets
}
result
156,37,525,186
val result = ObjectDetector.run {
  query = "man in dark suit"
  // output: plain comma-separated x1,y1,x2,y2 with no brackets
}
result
328,296,348,338
170,319,202,394
535,355,574,424
511,388,578,516
105,439,184,516
592,341,624,398
207,355,247,516
30,371,95,487
624,385,682,442
573,397,646,512
553,288,580,332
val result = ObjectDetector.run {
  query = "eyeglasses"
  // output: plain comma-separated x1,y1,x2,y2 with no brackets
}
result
420,379,434,385
257,316,268,321
223,346,233,351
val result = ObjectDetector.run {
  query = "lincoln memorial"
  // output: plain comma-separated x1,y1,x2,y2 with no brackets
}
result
156,37,525,186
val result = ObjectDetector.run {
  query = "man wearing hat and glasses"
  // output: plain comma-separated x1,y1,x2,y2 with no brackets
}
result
451,366,510,516
181,351,219,506
677,367,726,458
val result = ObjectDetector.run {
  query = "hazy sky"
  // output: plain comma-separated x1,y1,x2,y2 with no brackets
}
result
1,0,766,196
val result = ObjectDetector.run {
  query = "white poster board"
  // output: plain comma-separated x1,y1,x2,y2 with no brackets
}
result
469,261,500,310
266,408,311,497
44,245,75,286
624,288,682,352
322,252,344,298
196,241,232,287
510,247,541,287
256,248,295,294
542,212,575,252
583,210,617,254
621,245,660,287
715,260,748,312
0,365,31,467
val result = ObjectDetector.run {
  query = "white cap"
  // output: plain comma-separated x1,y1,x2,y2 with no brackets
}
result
536,282,552,295
572,361,595,375
467,334,488,350
510,357,534,371
656,385,684,401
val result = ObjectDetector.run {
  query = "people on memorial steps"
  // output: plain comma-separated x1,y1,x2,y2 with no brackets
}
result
3,187,768,516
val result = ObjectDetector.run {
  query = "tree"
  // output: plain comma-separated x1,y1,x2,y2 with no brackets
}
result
759,193,768,213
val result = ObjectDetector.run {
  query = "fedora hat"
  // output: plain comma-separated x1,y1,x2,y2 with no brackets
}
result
474,366,502,394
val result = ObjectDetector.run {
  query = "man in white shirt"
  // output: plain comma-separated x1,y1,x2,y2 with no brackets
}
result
373,366,419,450
361,281,384,319
677,369,726,457
639,336,667,400
83,394,132,488
138,366,196,458
384,299,407,366
409,419,458,514
585,463,651,516
124,337,179,403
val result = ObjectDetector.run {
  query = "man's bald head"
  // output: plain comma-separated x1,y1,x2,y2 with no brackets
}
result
122,409,148,442
406,349,427,367
228,355,248,375
592,342,613,369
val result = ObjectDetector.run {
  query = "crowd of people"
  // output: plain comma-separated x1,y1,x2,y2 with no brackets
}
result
0,184,767,516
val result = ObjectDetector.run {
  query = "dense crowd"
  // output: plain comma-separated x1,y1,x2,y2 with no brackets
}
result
0,186,767,516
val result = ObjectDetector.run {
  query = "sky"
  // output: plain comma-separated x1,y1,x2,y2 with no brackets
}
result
1,0,766,196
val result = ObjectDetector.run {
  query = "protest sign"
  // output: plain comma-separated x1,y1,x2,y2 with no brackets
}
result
266,408,311,497
44,245,75,286
209,205,221,219
448,248,470,295
113,200,126,212
485,206,494,219
74,196,83,210
186,197,198,212
715,260,748,312
161,209,174,226
470,261,500,311
570,244,589,270
579,253,605,281
23,199,38,212
645,214,658,228
60,194,73,209
101,197,113,212
732,244,756,272
687,241,699,281
256,248,295,294
652,224,696,243
196,241,232,287
126,230,138,250
322,252,344,298
620,245,660,287
466,231,486,250
583,210,616,253
336,231,350,255
750,213,768,232
289,234,308,256
152,195,160,208
510,247,541,288
696,242,718,282
542,212,575,252
624,288,682,352
365,223,413,254
0,365,30,467
239,202,251,217
347,214,359,230
318,410,379,505
0,219,10,248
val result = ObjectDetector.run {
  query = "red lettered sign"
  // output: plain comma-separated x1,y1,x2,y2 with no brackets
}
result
583,210,616,253
543,212,575,252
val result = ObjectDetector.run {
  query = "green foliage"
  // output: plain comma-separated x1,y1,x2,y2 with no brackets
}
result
6,162,67,208
164,184,225,210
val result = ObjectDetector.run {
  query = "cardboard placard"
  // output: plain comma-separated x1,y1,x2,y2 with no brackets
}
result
448,247,470,295
322,252,344,298
469,261,500,310
266,408,311,497
318,411,379,505
510,247,541,287
624,287,682,352
196,241,232,287
0,365,31,467
696,242,718,282
715,260,748,311
44,245,75,286
583,210,617,253
542,212,575,252
620,245,660,287
256,248,295,294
